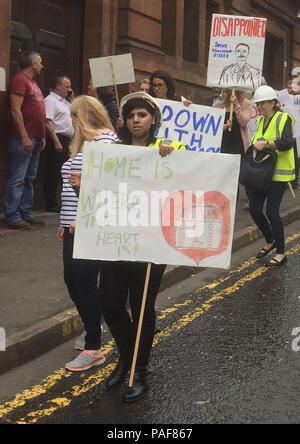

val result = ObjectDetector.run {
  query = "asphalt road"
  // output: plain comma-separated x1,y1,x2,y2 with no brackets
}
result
0,221,300,425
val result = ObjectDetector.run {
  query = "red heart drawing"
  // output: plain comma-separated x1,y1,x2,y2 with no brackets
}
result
161,191,231,265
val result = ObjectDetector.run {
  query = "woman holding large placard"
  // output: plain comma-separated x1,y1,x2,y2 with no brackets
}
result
101,92,186,403
245,85,295,266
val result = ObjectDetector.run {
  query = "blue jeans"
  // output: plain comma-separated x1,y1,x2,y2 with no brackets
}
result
4,138,42,225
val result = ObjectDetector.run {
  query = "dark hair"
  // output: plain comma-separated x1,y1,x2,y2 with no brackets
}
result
19,50,40,69
149,70,177,100
119,98,157,145
53,75,70,89
273,100,282,112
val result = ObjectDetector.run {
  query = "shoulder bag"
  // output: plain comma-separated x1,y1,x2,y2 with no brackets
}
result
239,145,278,192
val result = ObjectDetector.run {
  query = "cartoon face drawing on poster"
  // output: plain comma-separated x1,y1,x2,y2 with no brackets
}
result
219,43,262,90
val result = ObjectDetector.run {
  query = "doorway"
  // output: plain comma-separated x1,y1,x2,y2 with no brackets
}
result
10,0,84,96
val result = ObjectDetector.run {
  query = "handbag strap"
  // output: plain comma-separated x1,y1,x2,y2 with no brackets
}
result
252,149,271,163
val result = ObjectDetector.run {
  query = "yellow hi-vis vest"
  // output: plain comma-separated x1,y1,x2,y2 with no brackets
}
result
252,111,295,182
149,138,187,151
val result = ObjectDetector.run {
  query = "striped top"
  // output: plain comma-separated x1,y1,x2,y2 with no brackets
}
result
60,131,118,227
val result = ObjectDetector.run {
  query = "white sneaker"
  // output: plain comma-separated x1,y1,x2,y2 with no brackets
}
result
66,351,105,372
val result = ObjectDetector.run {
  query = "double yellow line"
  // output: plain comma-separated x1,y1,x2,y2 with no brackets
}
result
1,233,300,423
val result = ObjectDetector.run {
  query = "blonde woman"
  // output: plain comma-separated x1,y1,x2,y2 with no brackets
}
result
58,96,118,371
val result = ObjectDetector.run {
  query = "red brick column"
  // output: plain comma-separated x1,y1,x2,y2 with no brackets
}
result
0,0,11,206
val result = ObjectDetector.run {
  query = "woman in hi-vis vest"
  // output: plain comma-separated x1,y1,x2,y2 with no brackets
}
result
247,85,295,267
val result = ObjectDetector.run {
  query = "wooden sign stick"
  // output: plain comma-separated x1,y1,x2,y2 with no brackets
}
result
110,59,120,112
288,182,296,199
228,89,236,133
129,263,152,388
114,84,120,112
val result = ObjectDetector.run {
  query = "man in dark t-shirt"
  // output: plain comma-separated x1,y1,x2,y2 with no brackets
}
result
4,50,46,229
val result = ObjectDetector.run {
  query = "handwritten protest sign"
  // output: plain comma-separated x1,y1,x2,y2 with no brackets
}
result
0,68,5,91
89,54,135,88
73,143,240,269
155,99,225,153
277,90,300,139
207,14,267,91
248,90,300,151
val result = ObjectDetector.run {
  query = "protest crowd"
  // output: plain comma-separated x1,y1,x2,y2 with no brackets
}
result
2,31,300,403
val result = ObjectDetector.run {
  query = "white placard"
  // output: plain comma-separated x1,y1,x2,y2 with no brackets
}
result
0,68,5,91
156,99,225,153
207,14,267,91
73,143,240,269
89,54,136,88
276,90,300,138
248,90,300,144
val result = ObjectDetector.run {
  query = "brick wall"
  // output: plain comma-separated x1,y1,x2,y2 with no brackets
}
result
115,0,299,101
1,0,299,205
0,0,11,209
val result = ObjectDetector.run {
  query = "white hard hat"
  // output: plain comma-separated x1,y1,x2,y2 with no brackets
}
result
253,85,278,103
120,91,162,129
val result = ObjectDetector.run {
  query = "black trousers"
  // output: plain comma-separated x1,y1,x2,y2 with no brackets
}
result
246,182,287,254
44,133,70,209
63,229,102,350
101,261,166,368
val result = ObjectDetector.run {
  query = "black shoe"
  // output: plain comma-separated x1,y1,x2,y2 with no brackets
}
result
256,242,275,259
265,256,287,267
123,368,148,403
106,361,129,389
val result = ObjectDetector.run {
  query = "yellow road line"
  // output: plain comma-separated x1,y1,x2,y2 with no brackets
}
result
12,242,300,424
1,233,299,421
0,249,261,420
0,339,115,419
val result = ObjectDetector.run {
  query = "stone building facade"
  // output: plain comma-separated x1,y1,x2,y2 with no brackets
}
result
0,0,299,206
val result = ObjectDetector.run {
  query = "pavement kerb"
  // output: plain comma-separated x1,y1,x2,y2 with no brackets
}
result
0,203,299,375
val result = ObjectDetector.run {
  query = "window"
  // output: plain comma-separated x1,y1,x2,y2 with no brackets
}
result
263,33,284,90
161,0,176,56
183,0,199,63
205,0,219,64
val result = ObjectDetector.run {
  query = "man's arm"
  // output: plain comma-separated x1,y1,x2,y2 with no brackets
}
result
10,94,33,152
46,119,63,152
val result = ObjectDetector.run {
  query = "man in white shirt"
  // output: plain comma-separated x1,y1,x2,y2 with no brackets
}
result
44,76,75,211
